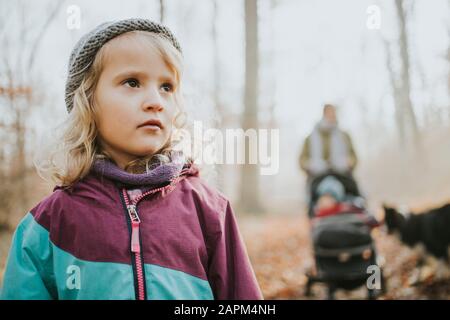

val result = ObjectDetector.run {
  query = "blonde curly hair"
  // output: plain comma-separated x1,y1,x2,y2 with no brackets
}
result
35,31,188,187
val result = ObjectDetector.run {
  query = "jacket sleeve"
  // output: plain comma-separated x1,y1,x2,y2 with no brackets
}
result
207,201,263,300
0,213,56,300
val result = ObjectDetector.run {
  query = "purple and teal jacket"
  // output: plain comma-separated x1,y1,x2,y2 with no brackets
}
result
0,163,263,300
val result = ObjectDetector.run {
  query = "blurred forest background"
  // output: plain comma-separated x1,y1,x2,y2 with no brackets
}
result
0,0,449,299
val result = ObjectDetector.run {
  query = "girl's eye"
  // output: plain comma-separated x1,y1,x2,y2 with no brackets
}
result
123,79,140,88
161,82,174,93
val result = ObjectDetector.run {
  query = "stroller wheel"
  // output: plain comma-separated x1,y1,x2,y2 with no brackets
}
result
381,270,387,294
305,281,313,297
304,273,316,297
327,285,336,300
367,288,377,300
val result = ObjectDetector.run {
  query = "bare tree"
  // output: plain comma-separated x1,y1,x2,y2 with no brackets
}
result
0,0,63,227
394,0,420,145
382,38,406,144
381,0,420,147
159,0,165,24
211,0,227,192
447,26,450,108
238,0,263,213
266,0,278,130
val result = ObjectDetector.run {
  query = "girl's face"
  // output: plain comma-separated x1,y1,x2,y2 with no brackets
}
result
94,34,178,169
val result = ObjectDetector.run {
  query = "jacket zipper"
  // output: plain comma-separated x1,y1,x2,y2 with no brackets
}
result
121,191,146,300
120,174,185,300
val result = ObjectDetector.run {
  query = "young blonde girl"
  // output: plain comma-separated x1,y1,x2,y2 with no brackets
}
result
0,18,262,300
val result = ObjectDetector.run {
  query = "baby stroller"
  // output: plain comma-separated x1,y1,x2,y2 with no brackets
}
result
304,171,384,299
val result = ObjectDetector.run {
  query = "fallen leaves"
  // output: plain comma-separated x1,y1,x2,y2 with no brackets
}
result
239,213,450,299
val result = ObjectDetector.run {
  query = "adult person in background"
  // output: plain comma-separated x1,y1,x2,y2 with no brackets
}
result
299,104,359,216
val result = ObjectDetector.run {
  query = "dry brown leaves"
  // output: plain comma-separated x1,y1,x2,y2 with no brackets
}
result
239,214,450,300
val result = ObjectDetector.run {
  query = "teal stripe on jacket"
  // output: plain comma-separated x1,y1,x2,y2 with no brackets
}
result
0,212,213,300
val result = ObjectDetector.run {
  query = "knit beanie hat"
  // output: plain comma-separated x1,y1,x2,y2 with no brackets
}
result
65,18,182,113
316,176,345,202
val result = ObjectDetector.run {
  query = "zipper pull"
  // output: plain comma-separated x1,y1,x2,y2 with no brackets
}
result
127,205,141,253
131,221,141,253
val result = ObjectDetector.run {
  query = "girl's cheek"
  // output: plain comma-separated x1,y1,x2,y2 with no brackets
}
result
169,100,179,116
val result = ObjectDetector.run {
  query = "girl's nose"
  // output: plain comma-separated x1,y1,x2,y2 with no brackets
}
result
142,87,164,111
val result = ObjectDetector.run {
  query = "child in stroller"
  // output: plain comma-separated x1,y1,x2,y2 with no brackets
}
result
305,172,384,299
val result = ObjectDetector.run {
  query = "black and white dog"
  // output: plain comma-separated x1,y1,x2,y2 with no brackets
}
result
383,204,450,262
383,204,450,284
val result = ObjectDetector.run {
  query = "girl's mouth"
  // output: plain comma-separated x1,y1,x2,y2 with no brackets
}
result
137,119,163,130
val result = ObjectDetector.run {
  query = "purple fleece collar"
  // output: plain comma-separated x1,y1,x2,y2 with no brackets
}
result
91,154,185,187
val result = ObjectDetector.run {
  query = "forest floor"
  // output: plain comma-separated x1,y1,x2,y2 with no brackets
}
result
1,213,449,299
239,213,450,300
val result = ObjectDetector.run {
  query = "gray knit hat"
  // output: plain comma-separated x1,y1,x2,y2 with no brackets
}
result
65,18,182,113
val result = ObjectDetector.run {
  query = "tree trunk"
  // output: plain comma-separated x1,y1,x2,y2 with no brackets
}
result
394,0,420,145
447,29,450,114
212,0,226,192
382,38,406,145
0,2,62,227
159,0,165,24
238,0,263,213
